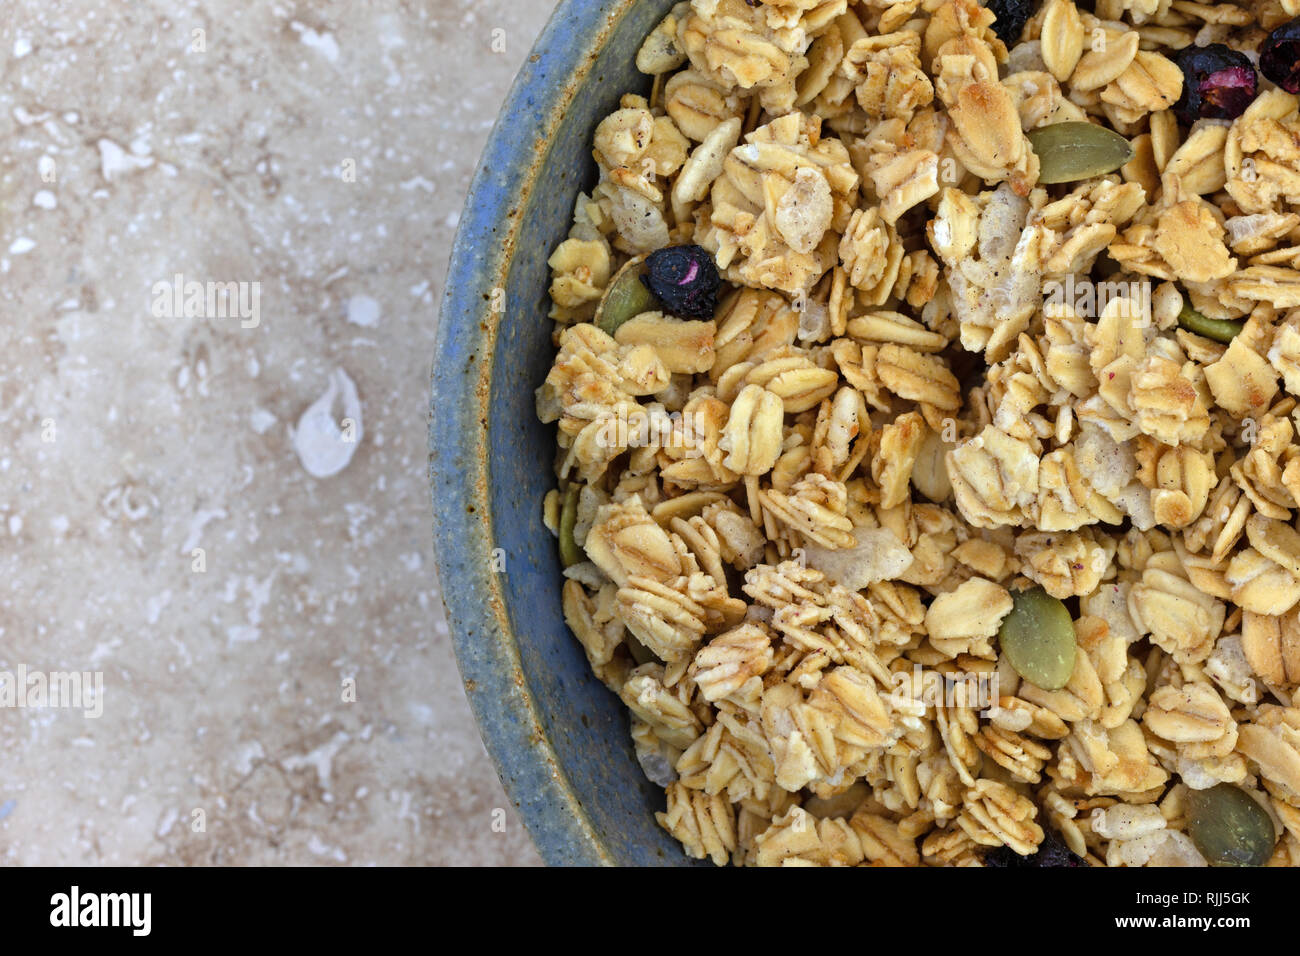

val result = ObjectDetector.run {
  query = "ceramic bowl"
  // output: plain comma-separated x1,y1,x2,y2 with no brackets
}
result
431,0,692,865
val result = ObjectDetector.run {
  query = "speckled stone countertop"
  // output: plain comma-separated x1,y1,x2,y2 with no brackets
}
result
0,0,557,865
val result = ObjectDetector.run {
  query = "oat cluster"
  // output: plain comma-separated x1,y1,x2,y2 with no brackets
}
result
535,0,1300,866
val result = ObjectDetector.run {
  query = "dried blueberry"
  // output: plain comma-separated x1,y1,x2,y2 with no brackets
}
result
642,245,721,320
982,829,1084,867
1033,829,1086,867
980,845,1022,867
1174,43,1258,123
986,0,1037,46
1262,18,1300,94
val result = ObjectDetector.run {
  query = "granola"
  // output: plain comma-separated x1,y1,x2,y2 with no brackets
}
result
535,0,1300,867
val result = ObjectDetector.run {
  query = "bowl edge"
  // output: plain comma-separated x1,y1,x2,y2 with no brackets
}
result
430,0,640,867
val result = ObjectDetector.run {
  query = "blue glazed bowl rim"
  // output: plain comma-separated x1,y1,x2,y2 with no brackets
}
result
430,0,642,866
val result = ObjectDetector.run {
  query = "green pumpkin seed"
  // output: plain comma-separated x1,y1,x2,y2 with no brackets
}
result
1186,784,1276,867
1027,122,1135,185
595,257,657,335
1177,302,1243,344
998,586,1077,690
559,485,583,568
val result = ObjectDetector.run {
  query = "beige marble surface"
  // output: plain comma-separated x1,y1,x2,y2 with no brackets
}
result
0,0,558,865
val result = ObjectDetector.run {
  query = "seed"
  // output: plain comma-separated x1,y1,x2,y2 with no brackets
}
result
998,586,1077,690
558,485,583,567
1178,302,1242,343
1186,784,1276,867
1027,122,1135,185
595,256,658,335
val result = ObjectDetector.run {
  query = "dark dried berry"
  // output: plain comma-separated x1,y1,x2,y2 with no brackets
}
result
1034,829,1086,867
986,0,1036,46
642,245,721,319
1174,43,1258,123
982,830,1084,868
980,845,1022,868
1261,18,1300,94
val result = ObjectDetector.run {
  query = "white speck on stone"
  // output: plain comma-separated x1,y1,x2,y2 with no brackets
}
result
376,13,406,50
8,238,35,255
13,106,49,125
250,408,278,434
50,515,69,534
227,625,261,645
89,638,123,666
97,138,154,182
291,22,340,62
180,507,227,554
307,834,347,861
244,575,273,626
13,38,32,58
156,807,179,838
145,590,172,625
232,740,265,775
345,294,380,328
32,190,56,210
8,515,22,535
292,368,363,479
282,731,349,791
